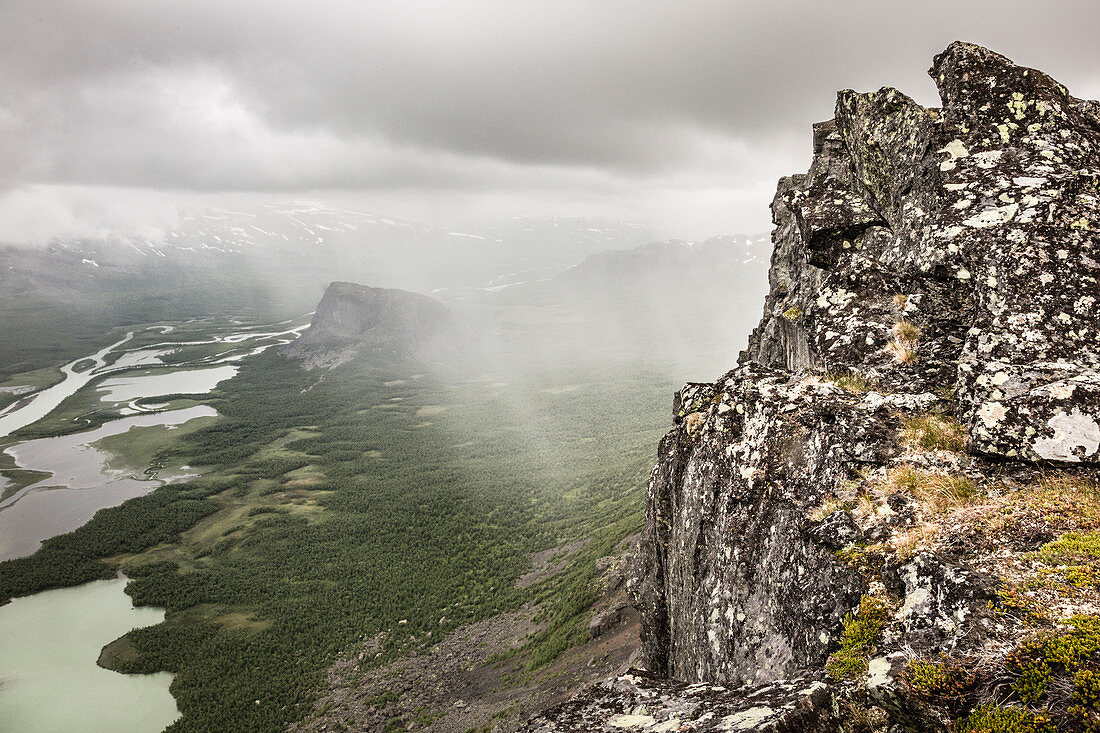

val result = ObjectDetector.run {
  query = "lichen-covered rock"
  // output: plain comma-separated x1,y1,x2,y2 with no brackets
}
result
521,42,1100,733
890,552,991,645
637,370,890,685
745,42,1100,464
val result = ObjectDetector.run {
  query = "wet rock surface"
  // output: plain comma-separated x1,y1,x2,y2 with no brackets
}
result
523,42,1099,732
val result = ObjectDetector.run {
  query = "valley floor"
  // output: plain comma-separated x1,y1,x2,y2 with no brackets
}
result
0,320,696,732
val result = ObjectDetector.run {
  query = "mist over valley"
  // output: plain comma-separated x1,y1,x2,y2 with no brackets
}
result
1,3,1098,732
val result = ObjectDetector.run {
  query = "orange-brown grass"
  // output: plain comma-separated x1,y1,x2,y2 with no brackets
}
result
857,468,1100,624
884,340,918,364
892,522,941,559
901,414,968,452
884,466,980,510
882,319,922,364
894,320,922,342
981,476,1100,537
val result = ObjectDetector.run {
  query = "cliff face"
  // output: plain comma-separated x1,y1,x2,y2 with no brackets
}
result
523,42,1100,732
283,281,457,366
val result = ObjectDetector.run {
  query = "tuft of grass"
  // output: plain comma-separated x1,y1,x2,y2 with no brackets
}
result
894,320,922,342
809,498,848,522
888,465,927,493
683,411,705,436
934,382,957,402
882,319,921,364
926,474,981,505
891,523,940,560
893,293,910,309
988,474,1100,536
781,306,803,321
826,596,889,680
901,414,968,452
827,371,878,393
883,466,980,511
884,339,918,364
1039,474,1100,504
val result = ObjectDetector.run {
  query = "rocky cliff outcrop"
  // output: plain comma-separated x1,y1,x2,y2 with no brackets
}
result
283,281,457,367
523,42,1100,732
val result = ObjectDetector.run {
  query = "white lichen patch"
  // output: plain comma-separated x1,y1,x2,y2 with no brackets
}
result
896,586,931,621
972,150,1003,169
978,401,1006,428
1006,92,1030,121
609,713,656,728
1032,409,1100,462
720,706,774,730
815,287,857,311
1045,382,1077,400
940,139,970,160
865,655,897,691
962,203,1018,228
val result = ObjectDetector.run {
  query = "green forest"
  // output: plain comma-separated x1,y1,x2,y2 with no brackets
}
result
0,349,674,731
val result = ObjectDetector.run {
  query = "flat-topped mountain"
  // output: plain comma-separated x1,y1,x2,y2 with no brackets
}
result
283,281,457,366
524,41,1100,732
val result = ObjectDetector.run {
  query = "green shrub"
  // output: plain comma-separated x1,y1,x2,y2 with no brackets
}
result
1007,616,1100,703
902,658,975,706
1036,532,1100,561
1070,668,1100,732
958,705,1055,733
826,596,888,680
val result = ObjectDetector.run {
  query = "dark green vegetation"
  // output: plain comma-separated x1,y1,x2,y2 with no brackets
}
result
825,596,889,680
959,705,1056,733
0,351,673,731
0,365,64,411
902,658,975,714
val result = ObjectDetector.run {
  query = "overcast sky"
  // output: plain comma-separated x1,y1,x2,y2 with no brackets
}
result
0,0,1097,243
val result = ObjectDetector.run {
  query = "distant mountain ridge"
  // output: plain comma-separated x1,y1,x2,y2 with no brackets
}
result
16,203,660,298
553,234,770,290
474,232,772,374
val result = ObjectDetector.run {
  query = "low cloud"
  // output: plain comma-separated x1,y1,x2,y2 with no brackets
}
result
1,1,1097,242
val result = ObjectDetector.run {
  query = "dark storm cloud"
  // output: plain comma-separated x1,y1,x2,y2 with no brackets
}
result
0,0,1097,237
